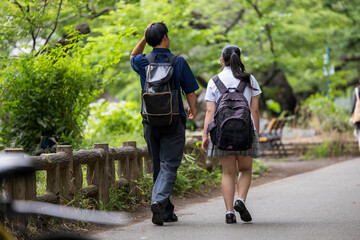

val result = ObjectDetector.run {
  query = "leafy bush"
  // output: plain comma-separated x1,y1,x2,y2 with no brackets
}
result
298,93,352,133
303,138,354,160
136,173,154,203
100,187,136,211
174,154,222,195
252,158,270,178
0,32,102,153
81,99,144,149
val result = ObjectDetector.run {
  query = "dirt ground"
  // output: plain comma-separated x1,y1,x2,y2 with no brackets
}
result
122,155,356,227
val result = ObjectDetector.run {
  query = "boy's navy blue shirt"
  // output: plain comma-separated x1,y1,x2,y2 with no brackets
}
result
131,48,199,124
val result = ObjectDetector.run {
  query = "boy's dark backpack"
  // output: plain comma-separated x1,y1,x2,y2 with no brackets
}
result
207,75,253,151
141,54,180,126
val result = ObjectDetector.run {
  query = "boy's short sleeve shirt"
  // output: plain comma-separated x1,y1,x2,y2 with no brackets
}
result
131,48,199,124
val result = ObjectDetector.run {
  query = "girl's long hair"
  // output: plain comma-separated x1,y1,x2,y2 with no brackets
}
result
222,45,257,90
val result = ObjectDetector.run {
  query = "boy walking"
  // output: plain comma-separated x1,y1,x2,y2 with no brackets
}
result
130,22,198,225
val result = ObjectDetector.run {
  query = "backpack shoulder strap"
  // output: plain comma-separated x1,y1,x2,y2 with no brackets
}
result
356,87,359,101
212,75,228,94
236,80,247,93
146,53,156,63
146,54,178,64
169,54,178,65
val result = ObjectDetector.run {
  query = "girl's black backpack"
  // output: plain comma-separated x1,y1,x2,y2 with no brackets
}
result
141,54,180,126
207,75,253,151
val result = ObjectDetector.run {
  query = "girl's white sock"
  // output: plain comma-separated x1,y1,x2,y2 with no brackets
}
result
226,210,235,215
237,197,246,204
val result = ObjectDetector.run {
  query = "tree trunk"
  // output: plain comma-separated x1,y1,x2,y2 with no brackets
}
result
260,69,297,115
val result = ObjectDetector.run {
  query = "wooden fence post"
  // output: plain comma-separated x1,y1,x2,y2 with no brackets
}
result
46,158,60,203
86,160,99,201
137,155,144,178
138,145,152,174
3,148,35,226
123,141,138,196
56,145,72,203
118,151,130,186
144,156,152,174
73,154,83,196
94,143,111,204
4,148,36,200
108,148,115,184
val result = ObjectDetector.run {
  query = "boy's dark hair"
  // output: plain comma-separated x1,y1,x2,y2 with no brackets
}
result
145,22,168,47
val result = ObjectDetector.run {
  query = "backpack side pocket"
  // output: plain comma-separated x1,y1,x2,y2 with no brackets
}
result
207,121,218,146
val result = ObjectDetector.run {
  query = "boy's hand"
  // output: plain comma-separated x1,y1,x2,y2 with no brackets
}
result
144,23,152,38
187,107,196,120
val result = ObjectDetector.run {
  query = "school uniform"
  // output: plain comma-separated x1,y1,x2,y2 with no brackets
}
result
131,48,199,219
205,66,262,158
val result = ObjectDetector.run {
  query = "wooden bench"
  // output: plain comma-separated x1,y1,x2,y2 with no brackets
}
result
259,118,288,157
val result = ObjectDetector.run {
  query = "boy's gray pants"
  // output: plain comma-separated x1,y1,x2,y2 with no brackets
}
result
143,119,185,219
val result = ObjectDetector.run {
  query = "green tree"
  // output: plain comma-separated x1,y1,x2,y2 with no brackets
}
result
0,0,121,56
2,0,360,152
87,0,360,109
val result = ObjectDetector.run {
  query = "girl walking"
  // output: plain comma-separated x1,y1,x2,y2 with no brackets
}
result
202,45,261,223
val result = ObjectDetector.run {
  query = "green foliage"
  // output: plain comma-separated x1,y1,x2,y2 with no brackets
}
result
303,140,348,160
0,0,118,56
266,99,281,114
2,0,360,150
36,171,47,196
1,0,360,101
86,0,216,101
72,194,99,210
80,99,144,149
252,158,270,179
100,187,137,211
298,93,352,133
0,32,102,153
136,173,154,203
173,154,221,195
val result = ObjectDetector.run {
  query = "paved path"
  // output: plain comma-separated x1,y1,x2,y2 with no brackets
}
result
95,158,360,240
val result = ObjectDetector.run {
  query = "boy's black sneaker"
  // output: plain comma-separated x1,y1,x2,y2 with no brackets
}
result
234,200,252,222
163,212,178,222
151,202,164,226
225,213,237,224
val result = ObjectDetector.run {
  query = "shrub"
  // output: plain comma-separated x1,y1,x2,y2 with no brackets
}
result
0,32,102,153
252,158,270,178
81,99,144,149
298,93,352,133
303,137,353,160
173,154,222,195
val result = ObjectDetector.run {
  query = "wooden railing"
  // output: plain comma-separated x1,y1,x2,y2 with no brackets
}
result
3,138,206,204
3,135,359,204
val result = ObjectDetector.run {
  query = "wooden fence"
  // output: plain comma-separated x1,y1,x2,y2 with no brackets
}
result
3,138,206,205
3,135,359,205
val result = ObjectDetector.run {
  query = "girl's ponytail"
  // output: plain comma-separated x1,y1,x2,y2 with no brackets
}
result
222,45,256,90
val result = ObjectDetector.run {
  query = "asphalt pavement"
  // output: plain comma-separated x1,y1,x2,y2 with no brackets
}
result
95,158,360,240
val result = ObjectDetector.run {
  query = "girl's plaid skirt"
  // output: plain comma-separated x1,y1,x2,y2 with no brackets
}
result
206,130,260,158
